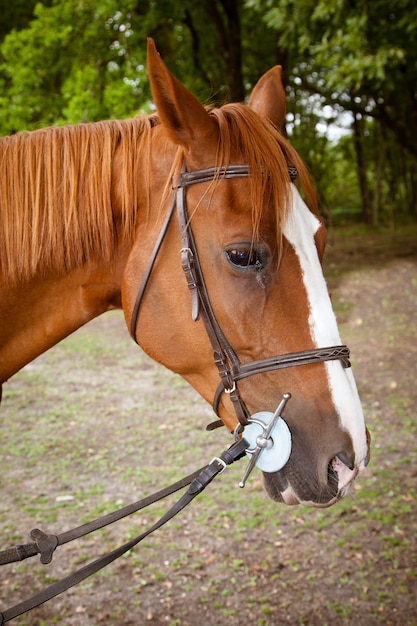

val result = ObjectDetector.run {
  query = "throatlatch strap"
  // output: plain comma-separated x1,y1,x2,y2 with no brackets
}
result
130,191,177,343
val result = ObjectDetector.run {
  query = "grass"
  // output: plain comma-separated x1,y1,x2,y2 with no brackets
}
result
1,235,417,624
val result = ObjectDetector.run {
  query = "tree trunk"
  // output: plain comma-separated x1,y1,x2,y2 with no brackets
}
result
372,123,385,227
353,113,371,223
221,0,244,101
202,0,244,102
407,163,417,216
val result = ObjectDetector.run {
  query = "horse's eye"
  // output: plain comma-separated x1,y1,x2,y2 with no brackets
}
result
226,247,263,270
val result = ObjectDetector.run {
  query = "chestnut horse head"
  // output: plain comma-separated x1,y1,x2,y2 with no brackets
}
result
0,39,369,507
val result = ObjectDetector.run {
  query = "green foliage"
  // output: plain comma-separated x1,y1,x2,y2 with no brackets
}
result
253,0,415,96
249,0,417,223
0,0,149,131
0,0,416,225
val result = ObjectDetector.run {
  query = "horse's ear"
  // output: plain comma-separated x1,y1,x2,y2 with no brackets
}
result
248,66,286,131
147,38,217,150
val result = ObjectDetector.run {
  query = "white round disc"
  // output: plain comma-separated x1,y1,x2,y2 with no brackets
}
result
243,411,292,473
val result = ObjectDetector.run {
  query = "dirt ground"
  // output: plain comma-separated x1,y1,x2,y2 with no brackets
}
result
0,227,416,626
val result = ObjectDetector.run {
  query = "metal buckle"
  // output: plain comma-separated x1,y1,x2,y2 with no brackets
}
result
224,381,236,394
209,457,227,474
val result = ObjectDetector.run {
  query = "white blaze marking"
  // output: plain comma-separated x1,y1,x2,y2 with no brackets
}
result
282,186,368,466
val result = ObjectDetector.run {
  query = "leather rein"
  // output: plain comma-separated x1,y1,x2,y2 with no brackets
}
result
0,439,248,623
130,159,351,428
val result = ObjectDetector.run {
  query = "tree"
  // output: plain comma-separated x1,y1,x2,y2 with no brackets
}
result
0,0,152,130
1,0,416,224
246,0,417,223
0,0,268,133
251,0,417,153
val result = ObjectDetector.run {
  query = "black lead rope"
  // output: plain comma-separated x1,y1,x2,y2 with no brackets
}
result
0,438,248,624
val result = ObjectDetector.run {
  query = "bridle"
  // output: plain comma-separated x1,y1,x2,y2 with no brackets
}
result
0,159,352,622
130,159,351,428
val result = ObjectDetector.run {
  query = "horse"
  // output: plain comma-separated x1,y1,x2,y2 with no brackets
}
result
0,39,369,507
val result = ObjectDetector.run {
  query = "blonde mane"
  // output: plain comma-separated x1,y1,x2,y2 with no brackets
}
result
0,117,154,284
0,104,314,284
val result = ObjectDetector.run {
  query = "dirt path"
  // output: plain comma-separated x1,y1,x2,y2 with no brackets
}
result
1,230,416,625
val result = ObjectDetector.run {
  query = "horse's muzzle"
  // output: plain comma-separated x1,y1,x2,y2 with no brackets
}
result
262,437,370,508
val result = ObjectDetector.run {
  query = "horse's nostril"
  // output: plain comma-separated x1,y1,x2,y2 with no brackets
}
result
336,451,355,471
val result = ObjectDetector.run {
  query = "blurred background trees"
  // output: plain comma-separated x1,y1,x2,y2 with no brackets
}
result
1,0,416,227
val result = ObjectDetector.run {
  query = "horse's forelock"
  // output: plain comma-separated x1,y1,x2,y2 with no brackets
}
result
208,103,317,259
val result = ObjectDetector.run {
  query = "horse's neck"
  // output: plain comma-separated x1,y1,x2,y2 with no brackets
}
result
0,262,124,384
